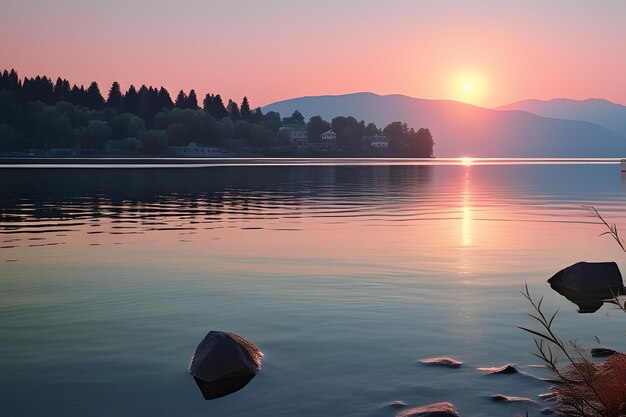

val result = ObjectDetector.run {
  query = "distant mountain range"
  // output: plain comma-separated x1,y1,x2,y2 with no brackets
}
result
262,93,626,157
497,98,626,138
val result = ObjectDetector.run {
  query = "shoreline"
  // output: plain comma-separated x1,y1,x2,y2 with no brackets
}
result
0,156,622,168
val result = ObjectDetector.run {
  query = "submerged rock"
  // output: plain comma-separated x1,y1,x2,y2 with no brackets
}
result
477,364,518,374
389,400,407,408
396,402,459,417
591,347,618,357
548,261,625,313
188,331,263,400
490,394,536,404
418,357,463,368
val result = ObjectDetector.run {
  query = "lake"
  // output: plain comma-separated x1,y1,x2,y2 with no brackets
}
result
1,159,626,417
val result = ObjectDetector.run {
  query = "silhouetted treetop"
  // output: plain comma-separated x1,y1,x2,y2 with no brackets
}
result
226,99,240,121
86,81,105,110
187,89,198,110
240,96,251,120
107,82,122,109
175,90,188,109
0,68,433,157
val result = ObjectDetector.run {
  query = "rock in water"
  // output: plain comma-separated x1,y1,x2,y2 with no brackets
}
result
591,347,618,357
490,394,535,404
548,261,625,313
418,357,463,368
396,402,460,417
477,364,518,374
189,331,263,400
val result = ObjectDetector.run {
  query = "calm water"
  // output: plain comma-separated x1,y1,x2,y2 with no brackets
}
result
2,161,626,417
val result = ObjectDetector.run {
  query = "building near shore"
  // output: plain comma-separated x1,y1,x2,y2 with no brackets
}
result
362,134,389,149
320,129,337,148
171,142,225,156
282,126,309,147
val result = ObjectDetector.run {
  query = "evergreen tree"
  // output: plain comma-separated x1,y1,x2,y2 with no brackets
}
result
203,94,228,119
86,81,105,109
240,96,251,120
8,69,20,90
158,87,173,110
122,85,139,114
175,90,188,108
0,70,8,90
107,81,123,109
40,76,54,103
53,77,71,102
187,89,198,110
226,99,240,121
202,94,213,114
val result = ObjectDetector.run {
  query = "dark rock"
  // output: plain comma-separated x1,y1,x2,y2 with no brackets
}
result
490,394,535,404
477,364,518,374
188,331,263,400
389,400,407,408
548,262,625,313
396,402,459,417
591,347,618,357
418,357,463,368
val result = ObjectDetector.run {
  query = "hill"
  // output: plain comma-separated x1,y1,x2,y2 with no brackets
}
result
263,93,626,157
497,98,626,138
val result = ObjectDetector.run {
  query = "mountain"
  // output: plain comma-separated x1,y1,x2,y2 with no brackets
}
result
262,93,626,157
497,98,626,138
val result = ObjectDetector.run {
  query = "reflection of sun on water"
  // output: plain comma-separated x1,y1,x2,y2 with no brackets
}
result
462,183,472,247
461,157,474,167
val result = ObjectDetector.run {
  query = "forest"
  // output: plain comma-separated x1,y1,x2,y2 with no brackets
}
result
0,69,434,157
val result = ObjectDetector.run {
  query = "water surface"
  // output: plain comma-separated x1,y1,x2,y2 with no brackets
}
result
2,161,626,417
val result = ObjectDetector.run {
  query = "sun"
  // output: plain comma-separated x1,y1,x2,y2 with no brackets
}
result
449,73,486,105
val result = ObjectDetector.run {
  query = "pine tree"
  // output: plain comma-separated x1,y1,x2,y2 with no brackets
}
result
240,96,251,120
107,81,123,109
158,87,173,109
123,85,140,114
86,81,105,109
53,77,71,102
202,94,214,114
8,69,20,90
175,90,188,108
212,94,228,119
187,89,198,110
226,99,240,121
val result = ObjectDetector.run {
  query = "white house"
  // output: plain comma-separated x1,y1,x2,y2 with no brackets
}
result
284,126,308,146
369,134,389,149
320,129,337,146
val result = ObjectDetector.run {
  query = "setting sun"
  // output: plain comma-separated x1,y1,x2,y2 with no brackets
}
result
449,73,486,105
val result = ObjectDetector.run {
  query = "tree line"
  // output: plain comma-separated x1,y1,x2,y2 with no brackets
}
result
0,69,434,157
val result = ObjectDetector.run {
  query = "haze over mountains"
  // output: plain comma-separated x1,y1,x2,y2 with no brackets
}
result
497,98,626,138
263,93,626,157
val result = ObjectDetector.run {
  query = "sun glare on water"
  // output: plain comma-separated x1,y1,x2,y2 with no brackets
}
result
461,157,474,166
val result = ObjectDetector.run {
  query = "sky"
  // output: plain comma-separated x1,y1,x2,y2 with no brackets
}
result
1,0,625,108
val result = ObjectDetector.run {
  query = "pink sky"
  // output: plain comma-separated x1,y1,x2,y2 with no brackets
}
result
1,0,625,108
